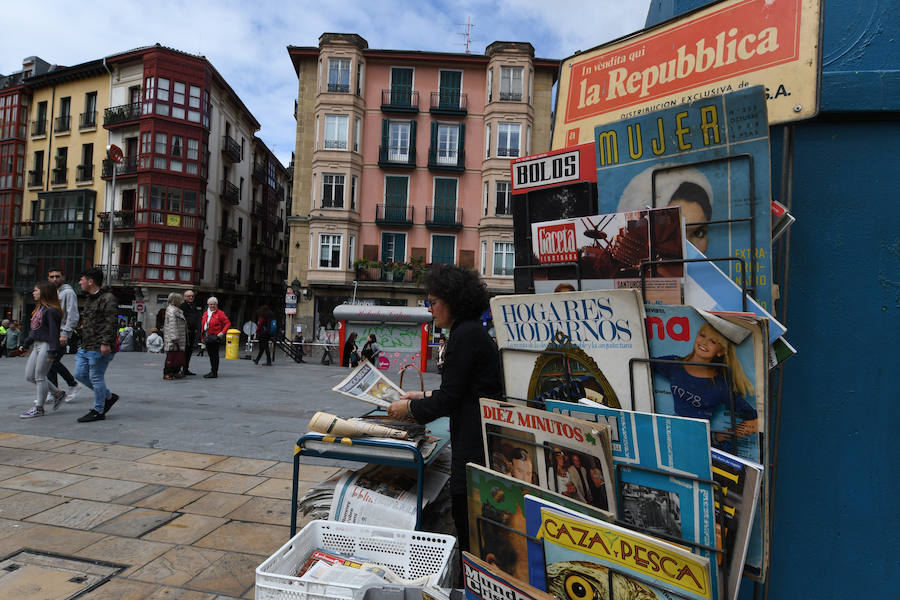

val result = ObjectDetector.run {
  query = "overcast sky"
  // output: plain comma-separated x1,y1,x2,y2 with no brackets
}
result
2,0,651,166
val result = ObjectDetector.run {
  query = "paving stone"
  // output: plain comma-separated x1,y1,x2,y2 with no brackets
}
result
0,465,30,482
246,477,311,500
256,462,294,479
0,523,106,555
135,487,208,512
140,450,228,470
193,521,289,556
93,508,179,537
184,550,263,597
24,452,97,471
130,545,225,586
0,446,58,467
77,534,175,577
26,498,132,530
7,435,80,450
191,473,266,494
225,496,292,526
142,514,229,545
54,440,108,454
1,469,89,492
111,484,169,506
79,444,163,460
77,577,160,600
0,490,66,519
297,463,341,482
146,586,218,599
0,433,56,448
68,457,214,487
0,488,19,500
55,476,148,502
206,457,276,476
181,492,251,518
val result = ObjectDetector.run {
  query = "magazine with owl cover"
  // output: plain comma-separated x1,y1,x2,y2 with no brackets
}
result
524,495,712,600
490,289,653,411
529,206,686,304
479,399,617,518
643,304,768,579
594,86,774,313
711,448,762,600
463,551,556,600
466,463,613,591
543,400,719,597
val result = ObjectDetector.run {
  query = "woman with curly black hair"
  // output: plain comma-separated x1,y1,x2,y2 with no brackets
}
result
388,263,502,550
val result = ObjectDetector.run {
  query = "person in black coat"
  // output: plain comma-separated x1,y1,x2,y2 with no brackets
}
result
179,289,203,376
388,264,502,551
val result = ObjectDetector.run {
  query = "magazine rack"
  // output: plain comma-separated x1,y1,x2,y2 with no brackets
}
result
289,415,451,535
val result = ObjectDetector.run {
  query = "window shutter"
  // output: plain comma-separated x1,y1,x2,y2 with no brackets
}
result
381,119,389,148
458,123,465,158
410,120,417,157
430,121,438,153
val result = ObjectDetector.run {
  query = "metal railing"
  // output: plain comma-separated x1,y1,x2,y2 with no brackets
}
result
14,220,93,239
54,114,71,132
31,119,47,136
51,167,67,185
381,89,419,111
375,204,413,225
222,135,241,162
98,211,135,231
218,272,236,290
425,206,463,228
221,180,240,205
499,91,523,102
103,102,142,126
427,146,465,170
101,156,139,178
76,164,93,181
378,145,416,167
326,82,350,93
27,169,42,187
429,91,467,114
219,227,239,248
79,111,97,129
93,264,131,284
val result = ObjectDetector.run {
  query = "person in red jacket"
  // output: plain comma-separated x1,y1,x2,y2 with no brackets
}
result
200,296,231,378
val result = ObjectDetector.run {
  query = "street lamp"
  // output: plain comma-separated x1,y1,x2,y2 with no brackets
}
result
105,144,124,285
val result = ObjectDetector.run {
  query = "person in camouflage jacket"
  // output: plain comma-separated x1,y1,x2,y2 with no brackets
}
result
73,267,120,423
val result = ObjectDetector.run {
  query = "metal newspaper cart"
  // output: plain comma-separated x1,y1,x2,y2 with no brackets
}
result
289,415,450,535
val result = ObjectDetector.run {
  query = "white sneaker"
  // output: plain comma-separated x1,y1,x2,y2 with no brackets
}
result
66,384,80,403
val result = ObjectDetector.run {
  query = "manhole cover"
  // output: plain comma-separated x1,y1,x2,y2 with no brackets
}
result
0,550,126,599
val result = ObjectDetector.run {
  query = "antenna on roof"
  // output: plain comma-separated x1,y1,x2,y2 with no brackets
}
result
458,16,477,54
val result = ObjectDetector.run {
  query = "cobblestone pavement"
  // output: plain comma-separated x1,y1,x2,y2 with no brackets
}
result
0,351,442,598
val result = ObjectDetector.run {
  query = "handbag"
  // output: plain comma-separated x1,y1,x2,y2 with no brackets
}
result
164,348,185,369
204,334,219,346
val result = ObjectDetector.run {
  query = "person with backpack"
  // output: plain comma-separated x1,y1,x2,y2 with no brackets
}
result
342,332,359,368
359,333,381,365
253,305,274,365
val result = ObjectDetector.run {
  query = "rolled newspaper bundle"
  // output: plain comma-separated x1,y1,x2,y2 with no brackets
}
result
309,412,408,440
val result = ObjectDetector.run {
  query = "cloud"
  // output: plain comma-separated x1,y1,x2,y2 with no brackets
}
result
2,0,651,166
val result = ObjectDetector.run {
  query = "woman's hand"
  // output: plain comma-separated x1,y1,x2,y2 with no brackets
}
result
389,390,427,420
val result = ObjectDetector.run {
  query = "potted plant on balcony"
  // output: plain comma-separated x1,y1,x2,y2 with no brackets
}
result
385,261,408,282
353,258,381,281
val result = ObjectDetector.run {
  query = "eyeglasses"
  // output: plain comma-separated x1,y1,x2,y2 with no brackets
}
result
427,297,442,306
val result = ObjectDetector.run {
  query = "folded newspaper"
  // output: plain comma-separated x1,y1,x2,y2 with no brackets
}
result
333,361,406,408
297,548,433,588
309,411,410,440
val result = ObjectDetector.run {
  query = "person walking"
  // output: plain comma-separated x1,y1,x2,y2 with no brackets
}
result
73,267,120,423
133,321,147,352
46,268,81,401
163,293,187,380
342,332,359,367
360,333,381,365
200,297,230,378
179,289,202,376
18,282,65,418
4,321,21,356
253,305,274,366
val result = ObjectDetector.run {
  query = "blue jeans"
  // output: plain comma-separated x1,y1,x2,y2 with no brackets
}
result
74,349,114,413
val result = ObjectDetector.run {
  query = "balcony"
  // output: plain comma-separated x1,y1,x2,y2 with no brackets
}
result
31,119,47,137
76,164,93,182
15,220,93,239
51,167,67,186
103,102,142,127
217,272,236,290
252,161,267,183
378,145,416,169
499,91,524,102
98,211,135,231
221,179,240,205
429,91,467,116
326,82,350,93
425,206,463,230
222,135,241,163
427,147,465,172
27,170,42,187
248,279,276,294
79,111,97,129
94,264,131,285
101,156,139,178
252,200,265,219
219,226,238,248
54,115,71,133
134,211,201,229
381,89,419,113
375,204,413,227
251,241,278,260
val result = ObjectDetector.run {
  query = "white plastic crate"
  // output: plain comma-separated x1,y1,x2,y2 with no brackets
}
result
255,520,457,600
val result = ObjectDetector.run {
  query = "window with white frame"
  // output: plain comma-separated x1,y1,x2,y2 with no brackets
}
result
483,181,489,216
497,123,521,158
350,175,358,210
319,233,342,268
481,241,487,275
500,66,523,101
493,241,515,276
354,117,361,152
388,121,410,162
327,58,351,93
435,123,459,165
496,181,512,215
322,173,344,208
348,235,356,269
324,114,348,150
484,124,491,158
